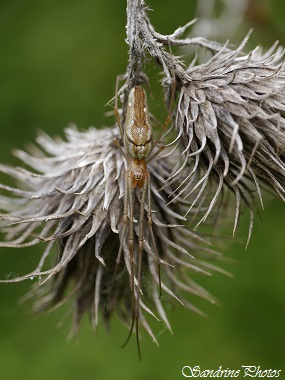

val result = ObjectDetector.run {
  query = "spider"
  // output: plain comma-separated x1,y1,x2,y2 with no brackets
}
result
111,80,173,358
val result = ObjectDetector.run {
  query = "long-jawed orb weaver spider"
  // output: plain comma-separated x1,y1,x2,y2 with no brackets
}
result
109,79,173,359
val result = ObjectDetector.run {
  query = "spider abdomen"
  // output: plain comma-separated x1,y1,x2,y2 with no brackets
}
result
124,86,153,160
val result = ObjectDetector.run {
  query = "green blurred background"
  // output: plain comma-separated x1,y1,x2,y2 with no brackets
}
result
0,1,285,379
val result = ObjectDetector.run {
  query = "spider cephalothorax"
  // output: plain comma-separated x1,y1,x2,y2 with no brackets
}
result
129,158,147,188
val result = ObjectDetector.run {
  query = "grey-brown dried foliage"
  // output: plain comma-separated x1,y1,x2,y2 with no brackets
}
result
1,0,285,351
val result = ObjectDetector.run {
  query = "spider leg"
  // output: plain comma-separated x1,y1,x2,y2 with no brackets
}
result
146,171,162,298
115,75,125,139
114,138,128,160
134,175,149,359
146,143,165,164
151,89,176,151
128,173,136,332
121,172,138,355
105,167,129,312
122,173,147,360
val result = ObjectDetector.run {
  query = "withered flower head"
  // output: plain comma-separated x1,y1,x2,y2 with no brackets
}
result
0,126,222,343
124,2,285,243
173,36,285,241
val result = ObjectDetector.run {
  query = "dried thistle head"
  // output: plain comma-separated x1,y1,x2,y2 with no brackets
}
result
126,1,285,239
172,36,285,241
0,126,224,344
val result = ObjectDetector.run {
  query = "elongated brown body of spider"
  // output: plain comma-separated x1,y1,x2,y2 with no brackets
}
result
124,86,153,161
112,80,171,358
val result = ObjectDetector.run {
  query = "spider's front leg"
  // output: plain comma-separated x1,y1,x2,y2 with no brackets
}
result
126,168,136,317
121,166,143,357
146,171,162,298
134,172,149,355
105,165,129,311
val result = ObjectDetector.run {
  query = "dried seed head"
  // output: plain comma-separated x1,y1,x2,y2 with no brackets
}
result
173,37,285,239
0,126,223,341
123,3,285,243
